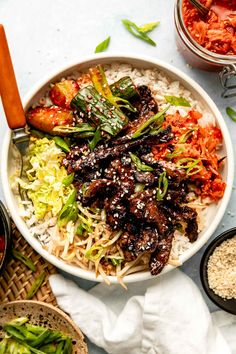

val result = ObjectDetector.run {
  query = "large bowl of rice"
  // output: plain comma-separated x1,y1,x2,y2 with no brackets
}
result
1,54,234,284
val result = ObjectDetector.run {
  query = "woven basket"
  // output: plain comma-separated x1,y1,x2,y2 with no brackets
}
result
0,223,57,305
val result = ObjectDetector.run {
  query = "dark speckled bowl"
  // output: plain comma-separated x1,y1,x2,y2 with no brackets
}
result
200,228,236,315
0,200,11,274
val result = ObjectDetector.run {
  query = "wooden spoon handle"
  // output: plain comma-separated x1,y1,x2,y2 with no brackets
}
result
0,24,26,129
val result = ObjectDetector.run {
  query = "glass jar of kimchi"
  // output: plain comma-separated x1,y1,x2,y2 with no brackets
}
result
174,0,236,97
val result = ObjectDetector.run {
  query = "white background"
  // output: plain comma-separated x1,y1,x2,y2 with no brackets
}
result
0,1,236,353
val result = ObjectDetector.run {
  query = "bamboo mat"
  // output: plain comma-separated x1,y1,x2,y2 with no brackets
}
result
0,222,57,305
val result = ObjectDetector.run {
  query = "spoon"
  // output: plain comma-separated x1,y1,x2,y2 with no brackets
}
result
0,24,29,156
188,0,210,16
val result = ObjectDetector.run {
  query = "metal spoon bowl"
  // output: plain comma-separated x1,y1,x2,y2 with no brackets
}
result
188,0,210,16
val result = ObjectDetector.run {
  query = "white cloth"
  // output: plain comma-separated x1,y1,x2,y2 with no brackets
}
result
49,269,236,354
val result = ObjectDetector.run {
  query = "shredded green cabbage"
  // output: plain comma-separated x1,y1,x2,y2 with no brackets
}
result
19,137,73,219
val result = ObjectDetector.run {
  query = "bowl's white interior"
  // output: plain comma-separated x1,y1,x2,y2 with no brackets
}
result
1,54,234,283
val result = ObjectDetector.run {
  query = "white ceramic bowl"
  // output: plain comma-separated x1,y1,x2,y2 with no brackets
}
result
1,54,234,283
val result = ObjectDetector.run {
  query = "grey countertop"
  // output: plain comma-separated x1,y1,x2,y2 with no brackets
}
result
0,1,236,353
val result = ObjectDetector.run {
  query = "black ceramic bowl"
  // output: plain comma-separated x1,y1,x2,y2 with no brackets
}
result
0,201,11,274
200,228,236,315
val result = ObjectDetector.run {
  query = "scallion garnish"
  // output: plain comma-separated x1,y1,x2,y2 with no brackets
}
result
111,258,123,266
156,172,168,201
178,127,198,143
166,147,184,159
226,107,236,122
176,158,202,176
131,105,169,139
62,173,74,186
95,36,111,53
165,96,191,107
129,152,154,172
85,245,106,262
122,19,159,46
57,189,78,227
138,21,160,33
89,129,102,151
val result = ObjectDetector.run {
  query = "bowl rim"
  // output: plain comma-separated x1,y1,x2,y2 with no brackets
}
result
0,201,11,273
200,228,236,314
1,53,234,283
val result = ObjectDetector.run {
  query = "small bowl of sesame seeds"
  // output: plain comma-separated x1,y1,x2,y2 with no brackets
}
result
200,228,236,315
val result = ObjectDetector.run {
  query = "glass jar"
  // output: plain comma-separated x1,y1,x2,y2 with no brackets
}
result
174,0,236,97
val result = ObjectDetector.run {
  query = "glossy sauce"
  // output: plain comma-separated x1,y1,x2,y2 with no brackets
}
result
183,0,236,55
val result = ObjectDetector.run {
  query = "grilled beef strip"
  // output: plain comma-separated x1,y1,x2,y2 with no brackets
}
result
149,233,174,275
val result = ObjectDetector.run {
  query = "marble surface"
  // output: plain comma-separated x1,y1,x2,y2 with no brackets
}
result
0,1,236,353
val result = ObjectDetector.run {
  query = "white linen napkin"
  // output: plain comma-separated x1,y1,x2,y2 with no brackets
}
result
49,269,236,354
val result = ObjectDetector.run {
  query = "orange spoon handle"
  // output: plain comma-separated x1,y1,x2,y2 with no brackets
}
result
0,24,26,129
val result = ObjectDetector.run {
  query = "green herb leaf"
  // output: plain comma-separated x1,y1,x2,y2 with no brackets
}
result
122,19,156,46
129,152,154,172
138,21,160,33
226,106,236,122
165,95,191,107
95,36,110,53
156,172,168,201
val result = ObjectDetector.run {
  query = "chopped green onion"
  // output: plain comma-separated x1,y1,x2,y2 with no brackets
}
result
76,223,85,236
89,129,102,151
122,19,157,46
57,189,78,227
53,136,70,153
138,21,160,33
131,105,169,138
12,250,36,272
85,245,106,262
95,36,110,53
111,258,123,266
176,158,202,176
156,172,168,201
226,106,236,122
129,152,153,172
62,173,74,187
166,147,184,159
26,272,46,299
165,96,191,107
135,183,145,192
178,127,198,143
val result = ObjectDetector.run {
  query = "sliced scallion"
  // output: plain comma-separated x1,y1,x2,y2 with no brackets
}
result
131,105,169,138
156,172,168,201
226,106,236,122
176,158,202,176
165,95,191,107
130,152,153,172
122,19,157,46
95,36,110,53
